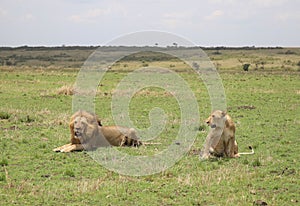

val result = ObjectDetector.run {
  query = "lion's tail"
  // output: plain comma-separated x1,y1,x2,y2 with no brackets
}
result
239,146,254,155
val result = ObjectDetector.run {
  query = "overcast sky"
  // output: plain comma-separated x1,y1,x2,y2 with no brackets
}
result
0,0,299,47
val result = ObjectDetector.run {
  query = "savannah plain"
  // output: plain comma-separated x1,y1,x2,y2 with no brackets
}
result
0,46,299,205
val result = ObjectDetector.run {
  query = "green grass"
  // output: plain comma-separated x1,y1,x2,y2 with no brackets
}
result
0,47,299,205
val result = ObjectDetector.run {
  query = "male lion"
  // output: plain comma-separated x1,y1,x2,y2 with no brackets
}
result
53,110,142,152
200,110,254,159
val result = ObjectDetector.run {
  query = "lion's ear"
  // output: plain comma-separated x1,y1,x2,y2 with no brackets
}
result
95,115,102,126
221,111,227,117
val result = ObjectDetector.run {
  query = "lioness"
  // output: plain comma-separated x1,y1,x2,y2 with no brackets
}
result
53,110,142,152
200,110,254,159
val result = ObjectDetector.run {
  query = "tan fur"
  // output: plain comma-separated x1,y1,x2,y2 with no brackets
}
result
53,110,142,152
200,110,254,159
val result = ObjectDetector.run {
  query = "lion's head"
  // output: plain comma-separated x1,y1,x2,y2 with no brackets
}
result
205,110,227,129
69,110,102,145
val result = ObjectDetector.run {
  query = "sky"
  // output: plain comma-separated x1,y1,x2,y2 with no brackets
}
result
0,0,299,47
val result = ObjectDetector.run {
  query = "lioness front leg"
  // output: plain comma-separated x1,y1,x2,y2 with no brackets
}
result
226,138,236,158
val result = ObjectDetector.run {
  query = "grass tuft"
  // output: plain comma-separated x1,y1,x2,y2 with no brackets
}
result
0,159,8,166
0,174,5,182
56,85,74,95
252,158,262,167
0,111,10,120
64,169,75,177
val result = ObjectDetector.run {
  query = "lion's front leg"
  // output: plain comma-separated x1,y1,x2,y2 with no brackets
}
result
53,143,73,152
60,144,84,152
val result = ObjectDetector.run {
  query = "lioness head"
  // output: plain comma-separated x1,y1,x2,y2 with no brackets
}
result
205,110,227,129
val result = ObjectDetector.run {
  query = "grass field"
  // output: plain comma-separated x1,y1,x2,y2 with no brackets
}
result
0,47,299,205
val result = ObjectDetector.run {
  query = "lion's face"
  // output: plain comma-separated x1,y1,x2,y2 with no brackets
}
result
70,111,100,143
73,116,89,139
205,110,227,128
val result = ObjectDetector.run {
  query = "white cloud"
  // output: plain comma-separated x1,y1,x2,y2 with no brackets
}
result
69,3,127,23
161,11,194,28
204,10,224,20
161,19,182,29
210,0,287,7
277,12,300,22
70,8,111,23
250,0,288,7
164,11,191,19
0,8,8,17
21,13,35,21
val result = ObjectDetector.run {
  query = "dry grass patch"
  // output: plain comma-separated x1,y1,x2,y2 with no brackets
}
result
56,85,74,95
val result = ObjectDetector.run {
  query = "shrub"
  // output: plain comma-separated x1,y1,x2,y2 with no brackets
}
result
212,50,222,55
285,50,296,55
243,63,250,71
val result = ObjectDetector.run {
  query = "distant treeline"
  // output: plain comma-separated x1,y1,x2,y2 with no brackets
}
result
1,45,294,68
0,45,284,51
0,45,98,51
